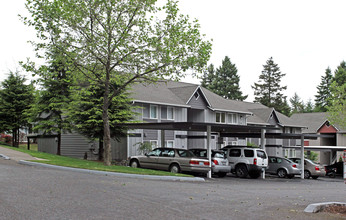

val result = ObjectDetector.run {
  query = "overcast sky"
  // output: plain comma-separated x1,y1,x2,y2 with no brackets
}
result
1,0,346,103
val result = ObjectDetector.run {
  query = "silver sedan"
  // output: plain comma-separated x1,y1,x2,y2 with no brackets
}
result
267,156,301,178
129,148,211,174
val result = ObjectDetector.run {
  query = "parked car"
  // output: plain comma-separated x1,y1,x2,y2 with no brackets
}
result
267,156,301,178
128,148,211,174
325,162,344,178
222,146,268,179
189,148,231,177
289,158,326,179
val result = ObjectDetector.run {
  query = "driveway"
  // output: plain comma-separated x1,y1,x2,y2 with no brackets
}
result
0,158,345,220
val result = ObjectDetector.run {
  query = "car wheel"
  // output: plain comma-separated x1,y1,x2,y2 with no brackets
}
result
235,164,248,178
130,159,140,168
249,170,261,179
169,164,181,173
304,170,311,179
328,173,336,178
277,169,287,178
217,172,227,178
312,176,319,179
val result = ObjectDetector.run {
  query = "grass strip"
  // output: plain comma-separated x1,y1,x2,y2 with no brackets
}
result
1,145,192,177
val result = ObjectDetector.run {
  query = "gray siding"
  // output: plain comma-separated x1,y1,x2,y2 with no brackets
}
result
61,133,94,159
111,137,127,161
143,129,158,141
337,133,346,146
188,91,208,109
37,138,57,155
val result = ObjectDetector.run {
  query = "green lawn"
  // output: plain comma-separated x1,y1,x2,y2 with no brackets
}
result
1,145,192,177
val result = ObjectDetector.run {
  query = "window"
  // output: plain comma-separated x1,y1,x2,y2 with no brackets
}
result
150,105,158,119
178,150,194,157
229,149,241,157
147,148,161,156
165,140,174,148
161,149,174,157
228,113,238,124
194,92,199,99
244,150,254,157
216,112,226,123
257,150,267,159
150,140,158,149
167,107,174,120
161,106,174,120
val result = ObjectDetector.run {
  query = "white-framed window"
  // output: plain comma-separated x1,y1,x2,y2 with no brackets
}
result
167,107,174,120
150,105,158,119
150,140,158,149
228,113,238,124
216,112,226,123
194,92,200,100
284,149,289,158
165,140,174,148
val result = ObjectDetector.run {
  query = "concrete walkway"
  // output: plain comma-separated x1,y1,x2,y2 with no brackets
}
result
0,146,42,161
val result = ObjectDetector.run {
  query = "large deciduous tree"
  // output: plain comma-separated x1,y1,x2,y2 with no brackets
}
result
252,57,290,115
23,0,212,165
0,71,34,147
315,67,333,112
201,56,247,100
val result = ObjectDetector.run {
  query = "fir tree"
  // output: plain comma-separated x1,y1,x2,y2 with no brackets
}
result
290,93,304,114
315,67,333,112
333,61,346,87
201,64,215,89
0,71,34,147
201,56,247,100
252,57,289,115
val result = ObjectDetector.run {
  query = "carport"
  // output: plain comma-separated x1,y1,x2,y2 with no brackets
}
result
118,122,335,179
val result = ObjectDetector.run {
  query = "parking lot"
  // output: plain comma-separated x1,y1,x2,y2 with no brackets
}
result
1,158,345,220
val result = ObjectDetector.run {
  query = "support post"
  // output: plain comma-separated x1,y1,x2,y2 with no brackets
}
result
207,125,212,178
161,130,165,148
27,137,30,150
261,129,266,179
301,134,305,179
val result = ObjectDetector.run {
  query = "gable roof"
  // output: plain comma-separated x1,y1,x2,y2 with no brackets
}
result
290,112,343,133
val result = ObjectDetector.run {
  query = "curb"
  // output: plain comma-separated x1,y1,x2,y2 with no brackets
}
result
18,160,206,182
0,154,10,160
304,202,346,213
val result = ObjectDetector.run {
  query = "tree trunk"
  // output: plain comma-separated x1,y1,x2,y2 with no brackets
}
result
98,137,104,161
102,74,112,166
57,133,61,155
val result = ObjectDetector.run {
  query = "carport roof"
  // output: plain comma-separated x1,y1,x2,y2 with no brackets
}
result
117,122,278,133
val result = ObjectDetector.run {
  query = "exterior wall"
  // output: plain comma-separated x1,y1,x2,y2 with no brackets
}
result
37,137,58,155
266,146,283,157
188,109,205,122
188,90,208,109
61,133,97,159
336,133,346,146
318,124,338,133
111,137,127,161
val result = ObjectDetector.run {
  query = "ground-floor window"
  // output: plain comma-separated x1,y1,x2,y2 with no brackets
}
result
165,140,174,148
150,140,158,149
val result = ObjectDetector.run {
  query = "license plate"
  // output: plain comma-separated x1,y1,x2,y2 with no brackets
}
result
222,162,227,165
199,162,204,165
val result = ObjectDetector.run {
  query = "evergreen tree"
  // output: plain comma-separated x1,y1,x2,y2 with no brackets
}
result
24,52,72,155
315,67,333,112
252,57,289,115
289,93,304,114
68,83,135,161
0,71,34,147
327,82,346,129
201,56,247,100
201,64,215,89
303,99,315,113
333,61,346,87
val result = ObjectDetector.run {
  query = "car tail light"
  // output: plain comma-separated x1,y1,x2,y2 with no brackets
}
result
315,166,320,171
204,161,210,166
189,160,199,165
292,164,297,168
212,159,219,165
253,158,257,165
